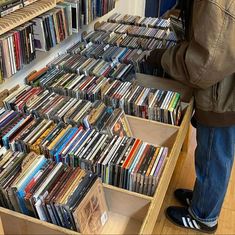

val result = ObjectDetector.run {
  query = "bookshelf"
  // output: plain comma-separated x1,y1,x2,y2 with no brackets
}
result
0,0,59,36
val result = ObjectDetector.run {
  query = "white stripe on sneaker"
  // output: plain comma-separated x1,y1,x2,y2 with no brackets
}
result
182,217,188,227
186,198,190,205
192,220,200,230
187,218,195,229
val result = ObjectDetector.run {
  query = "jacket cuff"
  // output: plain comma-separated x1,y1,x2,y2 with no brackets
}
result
146,49,166,69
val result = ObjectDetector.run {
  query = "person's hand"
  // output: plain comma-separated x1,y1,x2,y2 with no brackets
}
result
145,48,166,70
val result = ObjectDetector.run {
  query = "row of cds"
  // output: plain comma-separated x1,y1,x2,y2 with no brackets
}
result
47,53,135,82
96,22,169,40
26,68,182,126
85,16,176,76
85,30,170,49
66,41,147,70
107,13,171,29
66,40,175,76
82,30,172,50
0,148,108,234
0,104,168,196
3,85,132,138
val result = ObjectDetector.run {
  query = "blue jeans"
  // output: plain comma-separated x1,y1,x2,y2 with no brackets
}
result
189,123,235,225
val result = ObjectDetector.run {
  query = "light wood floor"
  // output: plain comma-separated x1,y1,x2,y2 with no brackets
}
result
153,126,235,234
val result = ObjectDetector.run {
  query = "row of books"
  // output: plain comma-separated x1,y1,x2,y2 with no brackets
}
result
32,2,72,52
0,148,108,233
0,105,168,196
26,68,182,126
0,0,38,17
107,13,171,29
0,0,117,81
3,85,132,137
65,0,116,32
0,22,36,82
47,53,135,82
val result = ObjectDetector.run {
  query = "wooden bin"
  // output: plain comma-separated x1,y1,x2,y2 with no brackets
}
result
0,75,194,235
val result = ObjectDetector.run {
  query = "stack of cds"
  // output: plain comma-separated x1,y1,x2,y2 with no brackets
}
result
0,148,108,234
0,107,168,197
0,0,23,18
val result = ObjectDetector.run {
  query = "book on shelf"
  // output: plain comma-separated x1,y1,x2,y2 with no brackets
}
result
64,0,116,33
0,22,36,79
32,3,72,52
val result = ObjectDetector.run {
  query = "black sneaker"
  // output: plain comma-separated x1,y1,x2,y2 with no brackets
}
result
174,188,193,206
166,206,218,234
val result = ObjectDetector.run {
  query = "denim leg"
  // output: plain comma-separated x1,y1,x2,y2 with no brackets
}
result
189,124,235,224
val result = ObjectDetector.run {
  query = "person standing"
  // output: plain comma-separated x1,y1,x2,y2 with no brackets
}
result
146,0,235,233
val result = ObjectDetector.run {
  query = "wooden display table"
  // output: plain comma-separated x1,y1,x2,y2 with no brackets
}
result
0,74,194,235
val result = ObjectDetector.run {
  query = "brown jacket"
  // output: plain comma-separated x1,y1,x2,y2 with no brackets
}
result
161,0,235,127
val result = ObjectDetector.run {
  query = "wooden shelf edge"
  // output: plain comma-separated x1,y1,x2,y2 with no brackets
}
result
103,183,153,201
139,98,194,234
127,115,181,130
0,207,79,235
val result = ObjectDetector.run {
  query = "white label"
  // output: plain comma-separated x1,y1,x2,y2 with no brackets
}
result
86,42,93,48
29,33,34,54
137,49,143,55
104,44,110,51
101,211,108,226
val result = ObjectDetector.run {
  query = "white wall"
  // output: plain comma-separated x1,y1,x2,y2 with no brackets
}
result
117,0,145,16
0,0,145,91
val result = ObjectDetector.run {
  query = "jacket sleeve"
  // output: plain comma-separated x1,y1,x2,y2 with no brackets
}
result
161,0,235,90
